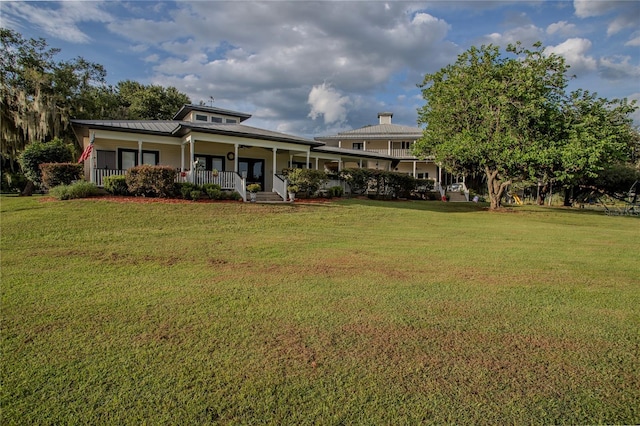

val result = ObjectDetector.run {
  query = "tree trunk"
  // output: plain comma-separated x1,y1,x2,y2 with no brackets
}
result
563,187,573,207
485,167,510,210
20,181,34,196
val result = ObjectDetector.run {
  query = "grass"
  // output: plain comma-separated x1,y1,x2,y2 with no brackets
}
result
1,195,639,424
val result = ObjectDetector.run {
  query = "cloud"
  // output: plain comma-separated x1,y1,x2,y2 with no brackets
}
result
547,38,597,75
573,1,640,35
625,35,640,47
308,83,351,125
598,56,640,80
546,21,577,36
2,1,112,43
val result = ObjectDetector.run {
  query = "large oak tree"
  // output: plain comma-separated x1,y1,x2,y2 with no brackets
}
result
413,43,568,209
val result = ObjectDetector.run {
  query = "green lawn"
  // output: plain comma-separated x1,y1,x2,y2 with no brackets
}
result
2,195,638,424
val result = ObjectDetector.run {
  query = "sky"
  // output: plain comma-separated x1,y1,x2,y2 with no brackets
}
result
2,1,639,137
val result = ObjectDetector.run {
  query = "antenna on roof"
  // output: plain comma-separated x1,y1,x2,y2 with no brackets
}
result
209,96,215,107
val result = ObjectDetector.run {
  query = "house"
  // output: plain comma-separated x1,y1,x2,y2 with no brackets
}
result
71,104,394,201
315,112,467,200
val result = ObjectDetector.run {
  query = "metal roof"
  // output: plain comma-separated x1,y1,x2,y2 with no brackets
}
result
316,123,423,141
173,104,252,121
71,119,322,146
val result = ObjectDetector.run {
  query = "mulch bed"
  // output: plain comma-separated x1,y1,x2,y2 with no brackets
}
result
39,195,338,204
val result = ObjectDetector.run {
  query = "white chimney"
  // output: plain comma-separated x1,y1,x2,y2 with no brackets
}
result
378,112,393,125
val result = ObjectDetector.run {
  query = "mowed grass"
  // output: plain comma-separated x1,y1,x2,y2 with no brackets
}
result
1,195,638,424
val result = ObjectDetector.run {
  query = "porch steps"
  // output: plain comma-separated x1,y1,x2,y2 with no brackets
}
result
253,192,287,203
447,192,468,202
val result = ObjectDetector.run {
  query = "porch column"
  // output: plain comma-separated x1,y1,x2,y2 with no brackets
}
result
338,160,343,171
315,157,319,170
289,154,294,168
272,147,278,178
180,144,185,171
359,159,363,168
89,133,95,184
413,161,417,178
189,137,195,183
338,140,342,148
234,143,238,172
363,140,367,151
388,140,391,155
306,150,310,169
138,140,143,165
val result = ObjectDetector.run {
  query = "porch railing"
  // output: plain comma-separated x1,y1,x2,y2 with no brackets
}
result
273,174,288,201
93,169,126,187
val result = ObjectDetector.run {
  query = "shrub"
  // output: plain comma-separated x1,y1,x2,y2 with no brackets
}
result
287,169,327,197
19,138,74,188
49,181,99,200
125,165,177,198
228,191,242,201
339,168,371,195
189,190,202,201
1,170,27,193
103,175,129,196
39,163,83,189
175,182,201,200
205,187,223,200
328,186,343,198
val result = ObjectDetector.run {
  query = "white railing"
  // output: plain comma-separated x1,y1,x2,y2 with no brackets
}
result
366,148,414,157
192,170,236,189
235,175,247,202
93,169,127,186
273,174,288,201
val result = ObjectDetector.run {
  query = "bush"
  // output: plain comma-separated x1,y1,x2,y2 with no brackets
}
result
39,163,83,189
287,169,327,197
49,181,99,200
228,191,243,201
1,169,27,193
328,186,343,198
125,165,177,198
103,175,129,196
339,168,371,195
19,138,74,188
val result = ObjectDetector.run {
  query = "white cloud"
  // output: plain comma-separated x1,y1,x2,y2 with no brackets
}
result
307,83,351,125
625,35,640,47
573,1,640,35
546,21,577,36
547,38,597,75
2,1,112,43
598,56,640,80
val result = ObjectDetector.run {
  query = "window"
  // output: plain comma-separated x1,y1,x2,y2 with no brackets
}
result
226,118,237,124
211,117,223,123
96,150,116,169
195,114,208,121
118,149,159,169
417,172,429,179
194,154,225,171
352,142,363,150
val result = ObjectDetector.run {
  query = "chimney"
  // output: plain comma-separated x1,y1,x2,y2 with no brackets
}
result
378,112,393,125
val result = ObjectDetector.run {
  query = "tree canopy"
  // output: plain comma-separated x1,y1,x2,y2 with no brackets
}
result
413,42,638,209
1,28,191,166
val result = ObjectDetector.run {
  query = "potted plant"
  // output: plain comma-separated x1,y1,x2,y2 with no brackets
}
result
211,168,219,178
287,184,299,202
247,183,261,202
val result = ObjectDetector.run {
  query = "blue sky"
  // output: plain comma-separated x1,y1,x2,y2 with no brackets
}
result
3,1,639,137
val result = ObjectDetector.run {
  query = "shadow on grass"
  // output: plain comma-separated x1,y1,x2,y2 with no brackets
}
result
337,198,488,214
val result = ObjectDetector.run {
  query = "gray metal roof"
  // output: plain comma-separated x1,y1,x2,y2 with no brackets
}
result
71,119,322,146
316,123,423,141
173,104,252,121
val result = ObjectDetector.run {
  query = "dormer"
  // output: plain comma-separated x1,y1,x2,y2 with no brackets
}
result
173,104,252,124
378,112,393,125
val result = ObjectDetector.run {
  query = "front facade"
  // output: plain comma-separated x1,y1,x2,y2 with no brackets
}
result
71,105,395,201
315,112,442,190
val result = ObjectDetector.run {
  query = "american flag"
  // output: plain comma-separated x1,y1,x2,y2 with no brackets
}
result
78,132,95,163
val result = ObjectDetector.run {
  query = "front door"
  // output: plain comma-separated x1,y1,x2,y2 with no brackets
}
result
239,158,265,191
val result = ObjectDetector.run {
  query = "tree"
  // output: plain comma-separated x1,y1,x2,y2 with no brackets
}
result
1,28,106,164
556,90,637,205
18,138,74,194
413,43,569,209
117,80,190,120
